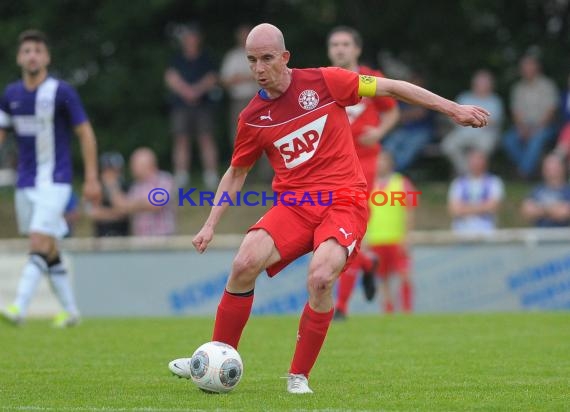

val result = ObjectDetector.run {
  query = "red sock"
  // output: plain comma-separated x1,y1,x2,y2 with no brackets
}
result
289,303,334,378
335,265,358,314
384,301,394,313
212,289,254,349
401,280,413,312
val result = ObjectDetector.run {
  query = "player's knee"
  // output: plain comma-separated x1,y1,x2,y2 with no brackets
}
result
307,264,336,293
231,252,263,280
29,233,52,255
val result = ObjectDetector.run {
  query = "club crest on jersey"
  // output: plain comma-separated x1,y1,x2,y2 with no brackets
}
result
298,89,319,110
273,114,327,169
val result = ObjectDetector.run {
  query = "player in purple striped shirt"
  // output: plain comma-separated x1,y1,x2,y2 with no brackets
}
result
0,30,101,327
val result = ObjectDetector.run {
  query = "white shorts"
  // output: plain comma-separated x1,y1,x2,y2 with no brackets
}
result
15,183,72,239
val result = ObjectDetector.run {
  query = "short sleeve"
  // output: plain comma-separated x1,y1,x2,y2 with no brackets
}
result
320,67,360,107
527,186,541,201
510,84,521,113
0,88,11,129
447,179,462,202
489,177,505,201
59,83,88,127
545,80,559,109
230,117,262,168
203,52,218,73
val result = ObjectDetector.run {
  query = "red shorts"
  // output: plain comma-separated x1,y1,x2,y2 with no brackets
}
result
370,244,410,278
249,201,369,277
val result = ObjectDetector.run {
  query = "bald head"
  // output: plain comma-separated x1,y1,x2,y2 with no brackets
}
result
130,147,158,181
246,23,286,51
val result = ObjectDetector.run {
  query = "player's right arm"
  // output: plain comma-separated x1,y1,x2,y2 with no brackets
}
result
192,165,250,253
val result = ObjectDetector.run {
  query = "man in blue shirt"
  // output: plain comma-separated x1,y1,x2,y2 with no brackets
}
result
0,30,101,327
164,24,220,189
521,154,570,227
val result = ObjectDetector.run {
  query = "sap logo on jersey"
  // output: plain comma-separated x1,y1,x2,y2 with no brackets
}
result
274,115,327,169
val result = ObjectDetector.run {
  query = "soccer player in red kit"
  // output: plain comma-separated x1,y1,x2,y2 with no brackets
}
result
170,23,490,394
327,26,400,319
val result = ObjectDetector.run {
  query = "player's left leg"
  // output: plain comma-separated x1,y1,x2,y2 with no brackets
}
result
289,238,347,393
46,242,80,327
288,202,367,393
397,245,413,313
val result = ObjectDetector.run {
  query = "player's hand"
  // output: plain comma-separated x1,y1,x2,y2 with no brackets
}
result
193,225,214,254
358,126,384,146
450,105,490,128
83,179,102,205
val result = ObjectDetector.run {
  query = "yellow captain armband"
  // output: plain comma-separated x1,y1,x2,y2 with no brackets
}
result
358,75,377,97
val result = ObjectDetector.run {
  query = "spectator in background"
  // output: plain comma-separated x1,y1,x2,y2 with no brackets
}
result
364,151,416,313
382,73,434,172
103,147,176,236
521,154,570,227
503,55,558,179
442,70,504,174
87,152,130,237
220,24,258,141
552,73,570,163
165,24,219,189
448,148,504,235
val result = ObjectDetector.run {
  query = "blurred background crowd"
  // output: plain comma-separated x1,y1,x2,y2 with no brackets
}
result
1,0,570,238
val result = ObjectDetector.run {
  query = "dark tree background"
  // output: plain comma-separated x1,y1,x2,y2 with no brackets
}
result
1,0,569,173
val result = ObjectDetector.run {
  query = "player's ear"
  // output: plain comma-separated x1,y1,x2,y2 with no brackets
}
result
282,50,290,65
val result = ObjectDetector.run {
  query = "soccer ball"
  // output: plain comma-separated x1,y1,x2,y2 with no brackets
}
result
189,341,243,393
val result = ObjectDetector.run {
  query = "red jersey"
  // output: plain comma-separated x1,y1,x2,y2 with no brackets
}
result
345,66,397,160
232,67,367,195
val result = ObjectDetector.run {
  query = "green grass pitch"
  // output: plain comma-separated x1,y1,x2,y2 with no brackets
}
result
1,314,569,411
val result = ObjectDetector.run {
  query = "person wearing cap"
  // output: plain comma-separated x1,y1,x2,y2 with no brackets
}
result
86,152,130,237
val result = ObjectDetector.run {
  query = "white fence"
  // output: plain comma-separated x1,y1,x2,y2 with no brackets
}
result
1,229,569,317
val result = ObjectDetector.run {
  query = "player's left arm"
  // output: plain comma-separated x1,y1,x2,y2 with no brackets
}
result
75,122,102,204
358,75,490,128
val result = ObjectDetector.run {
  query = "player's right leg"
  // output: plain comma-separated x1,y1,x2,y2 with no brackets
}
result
3,188,44,325
212,228,281,349
169,228,280,379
